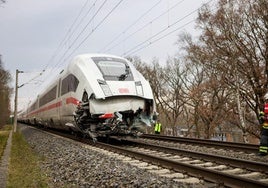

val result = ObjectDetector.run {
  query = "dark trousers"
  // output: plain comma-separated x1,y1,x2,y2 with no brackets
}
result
259,128,268,154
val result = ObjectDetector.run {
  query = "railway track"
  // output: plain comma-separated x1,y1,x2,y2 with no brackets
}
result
25,126,268,187
101,138,268,188
141,134,259,153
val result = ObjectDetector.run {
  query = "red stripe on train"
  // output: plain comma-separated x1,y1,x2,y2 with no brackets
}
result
66,97,80,105
26,97,79,117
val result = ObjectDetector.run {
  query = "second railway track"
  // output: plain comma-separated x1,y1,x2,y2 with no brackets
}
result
141,134,259,153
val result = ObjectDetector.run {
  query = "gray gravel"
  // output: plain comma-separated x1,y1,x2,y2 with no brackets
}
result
19,125,206,188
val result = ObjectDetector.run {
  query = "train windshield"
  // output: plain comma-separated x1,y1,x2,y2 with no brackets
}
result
92,57,133,81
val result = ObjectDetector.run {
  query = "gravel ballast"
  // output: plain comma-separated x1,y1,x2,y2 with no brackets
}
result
19,125,205,188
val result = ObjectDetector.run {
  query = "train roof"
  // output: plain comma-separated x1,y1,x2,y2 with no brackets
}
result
69,53,129,65
73,53,127,59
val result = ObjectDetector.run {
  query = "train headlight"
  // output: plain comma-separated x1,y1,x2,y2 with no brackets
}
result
98,79,112,96
135,81,143,96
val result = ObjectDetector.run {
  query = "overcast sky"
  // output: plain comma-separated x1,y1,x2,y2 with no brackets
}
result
0,0,213,111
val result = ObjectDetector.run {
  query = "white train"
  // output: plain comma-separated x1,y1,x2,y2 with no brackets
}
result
19,54,156,140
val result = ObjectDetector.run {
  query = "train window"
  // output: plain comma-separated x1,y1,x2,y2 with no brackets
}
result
92,57,134,81
98,61,125,76
29,100,38,112
61,74,79,95
39,86,57,106
58,78,61,97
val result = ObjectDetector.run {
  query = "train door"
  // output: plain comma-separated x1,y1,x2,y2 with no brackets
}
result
57,78,62,126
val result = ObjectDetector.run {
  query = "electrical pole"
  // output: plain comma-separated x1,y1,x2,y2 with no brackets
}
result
14,69,23,133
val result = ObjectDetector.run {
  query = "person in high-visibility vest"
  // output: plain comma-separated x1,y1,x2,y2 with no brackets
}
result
258,93,268,156
154,121,161,134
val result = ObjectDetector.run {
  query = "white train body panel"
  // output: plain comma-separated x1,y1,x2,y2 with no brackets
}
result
90,97,145,114
20,54,155,138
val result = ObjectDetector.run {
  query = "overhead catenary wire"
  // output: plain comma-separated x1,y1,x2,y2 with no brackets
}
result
18,70,45,88
32,0,95,89
52,0,108,71
122,8,201,56
121,0,214,57
41,0,110,85
98,0,163,52
17,1,216,110
45,0,208,74
29,0,213,92
38,0,123,89
65,0,108,53
65,0,98,48
124,19,196,57
103,0,186,53
61,0,124,65
43,0,92,71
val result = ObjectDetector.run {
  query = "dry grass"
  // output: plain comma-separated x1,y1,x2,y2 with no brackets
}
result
7,131,49,188
0,125,11,159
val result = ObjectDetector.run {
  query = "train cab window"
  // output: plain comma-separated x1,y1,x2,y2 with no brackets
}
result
92,57,134,81
61,74,79,95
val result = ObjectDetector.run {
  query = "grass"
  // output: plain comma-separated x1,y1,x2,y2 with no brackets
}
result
7,131,49,188
0,125,11,160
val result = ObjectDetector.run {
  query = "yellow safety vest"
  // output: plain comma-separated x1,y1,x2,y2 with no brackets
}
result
155,123,161,132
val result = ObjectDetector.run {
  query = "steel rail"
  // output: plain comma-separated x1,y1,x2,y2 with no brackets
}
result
141,134,258,153
121,139,268,173
96,141,268,188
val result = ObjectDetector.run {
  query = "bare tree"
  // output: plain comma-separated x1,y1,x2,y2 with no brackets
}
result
128,56,189,135
198,0,267,113
0,0,6,5
158,57,188,135
128,0,267,141
0,55,11,128
178,0,268,141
